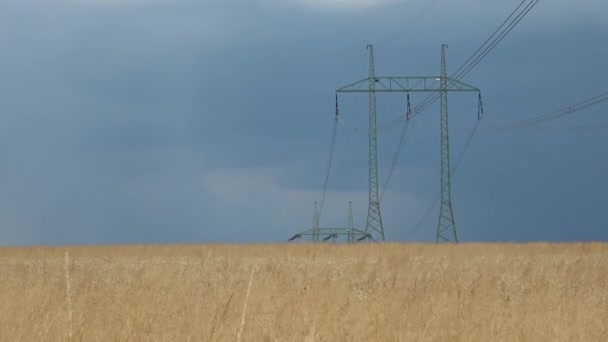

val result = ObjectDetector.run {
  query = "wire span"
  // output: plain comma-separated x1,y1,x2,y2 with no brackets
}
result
412,0,541,118
378,0,542,132
318,95,340,222
485,90,608,130
380,94,413,203
379,0,440,45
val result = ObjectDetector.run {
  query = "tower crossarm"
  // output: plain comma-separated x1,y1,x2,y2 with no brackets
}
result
336,76,479,93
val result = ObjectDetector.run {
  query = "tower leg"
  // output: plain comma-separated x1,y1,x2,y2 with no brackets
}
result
364,44,385,242
437,44,458,243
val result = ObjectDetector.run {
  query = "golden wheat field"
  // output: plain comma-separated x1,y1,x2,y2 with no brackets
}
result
0,243,607,341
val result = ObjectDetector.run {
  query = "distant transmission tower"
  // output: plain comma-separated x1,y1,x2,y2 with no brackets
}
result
336,44,481,243
288,201,372,243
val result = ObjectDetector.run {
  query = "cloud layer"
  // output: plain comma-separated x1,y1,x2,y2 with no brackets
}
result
0,0,607,245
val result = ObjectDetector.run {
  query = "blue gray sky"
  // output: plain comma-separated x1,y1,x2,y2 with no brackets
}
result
0,0,607,245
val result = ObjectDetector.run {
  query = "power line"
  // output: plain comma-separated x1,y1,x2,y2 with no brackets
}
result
407,0,531,118
485,89,608,130
380,94,413,203
379,0,542,132
533,123,608,131
412,0,541,118
453,1,540,81
379,0,440,45
315,50,367,225
373,0,441,137
380,120,411,203
453,108,483,172
379,120,410,203
318,95,340,222
453,0,529,80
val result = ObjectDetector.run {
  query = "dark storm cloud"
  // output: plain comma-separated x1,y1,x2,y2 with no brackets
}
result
0,0,607,245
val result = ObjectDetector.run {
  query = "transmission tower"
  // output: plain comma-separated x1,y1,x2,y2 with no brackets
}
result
288,201,372,243
336,44,481,242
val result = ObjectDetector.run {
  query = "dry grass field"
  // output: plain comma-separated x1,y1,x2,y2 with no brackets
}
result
1,243,607,341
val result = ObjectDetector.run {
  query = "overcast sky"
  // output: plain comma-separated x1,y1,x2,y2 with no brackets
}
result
0,0,607,245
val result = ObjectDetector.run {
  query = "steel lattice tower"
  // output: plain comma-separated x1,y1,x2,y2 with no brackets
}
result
436,44,458,243
288,201,372,243
335,44,480,242
364,45,385,242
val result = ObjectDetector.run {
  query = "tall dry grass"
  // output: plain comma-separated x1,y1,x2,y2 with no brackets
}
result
0,243,607,341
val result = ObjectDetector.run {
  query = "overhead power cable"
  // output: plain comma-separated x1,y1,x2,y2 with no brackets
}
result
533,124,608,131
453,95,484,171
318,95,340,222
380,94,413,203
485,89,608,130
379,0,542,132
379,0,440,45
411,0,540,117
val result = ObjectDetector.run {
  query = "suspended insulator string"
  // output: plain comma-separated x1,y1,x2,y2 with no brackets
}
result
485,90,608,130
380,94,413,203
478,93,485,119
318,96,340,222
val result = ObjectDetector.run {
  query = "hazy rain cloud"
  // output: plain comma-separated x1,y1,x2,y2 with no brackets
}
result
0,0,607,245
